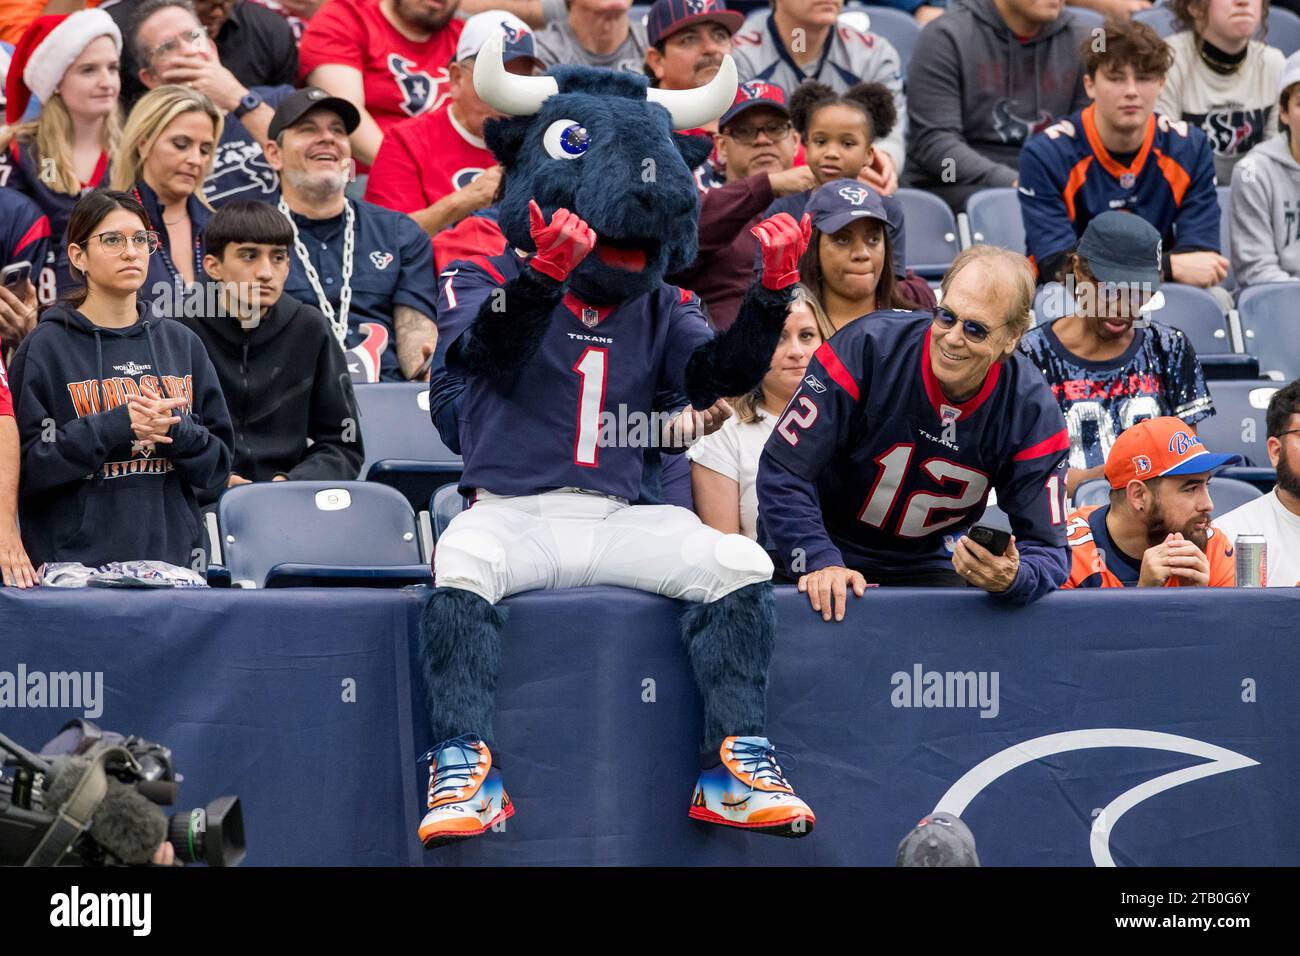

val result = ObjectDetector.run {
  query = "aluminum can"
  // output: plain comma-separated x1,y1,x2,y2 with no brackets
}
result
1235,535,1267,587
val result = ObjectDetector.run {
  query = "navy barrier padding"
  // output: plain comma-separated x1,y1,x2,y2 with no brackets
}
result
2,587,1298,866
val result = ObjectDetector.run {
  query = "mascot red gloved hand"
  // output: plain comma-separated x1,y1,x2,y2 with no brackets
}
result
416,32,816,851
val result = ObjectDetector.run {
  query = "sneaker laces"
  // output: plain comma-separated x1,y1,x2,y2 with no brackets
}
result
420,734,486,802
723,739,796,806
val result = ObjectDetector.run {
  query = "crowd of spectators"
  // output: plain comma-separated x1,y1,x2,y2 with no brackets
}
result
1,0,1298,599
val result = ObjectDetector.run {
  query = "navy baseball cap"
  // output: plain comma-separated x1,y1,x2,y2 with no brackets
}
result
647,0,744,47
806,178,889,235
269,87,361,140
1078,210,1164,308
719,80,790,129
896,813,981,867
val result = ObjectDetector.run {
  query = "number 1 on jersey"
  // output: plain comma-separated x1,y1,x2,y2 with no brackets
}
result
572,347,608,467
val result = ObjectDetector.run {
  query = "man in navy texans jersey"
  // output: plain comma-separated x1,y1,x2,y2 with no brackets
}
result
0,189,49,351
758,245,1071,620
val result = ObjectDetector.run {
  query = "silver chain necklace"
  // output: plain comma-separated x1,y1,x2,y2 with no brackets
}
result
278,195,354,347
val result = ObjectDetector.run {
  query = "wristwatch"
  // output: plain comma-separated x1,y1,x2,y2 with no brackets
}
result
234,90,263,118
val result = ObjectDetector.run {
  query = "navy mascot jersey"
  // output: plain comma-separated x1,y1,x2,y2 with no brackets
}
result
437,252,713,501
760,311,1070,576
1019,319,1214,469
1018,105,1220,277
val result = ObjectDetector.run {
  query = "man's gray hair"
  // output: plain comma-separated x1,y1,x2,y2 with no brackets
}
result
939,245,1036,336
128,0,200,70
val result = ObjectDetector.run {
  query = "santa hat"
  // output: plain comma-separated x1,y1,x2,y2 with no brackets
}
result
5,10,122,126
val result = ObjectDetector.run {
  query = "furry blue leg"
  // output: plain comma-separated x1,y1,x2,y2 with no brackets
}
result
679,581,778,752
418,587,508,747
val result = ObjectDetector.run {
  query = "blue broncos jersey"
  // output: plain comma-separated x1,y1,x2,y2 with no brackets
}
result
759,311,1070,576
435,252,713,501
1018,106,1220,278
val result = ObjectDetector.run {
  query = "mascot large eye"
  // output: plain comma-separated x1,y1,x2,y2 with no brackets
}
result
543,120,590,160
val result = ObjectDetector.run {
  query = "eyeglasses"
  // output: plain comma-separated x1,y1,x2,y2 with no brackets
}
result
932,305,1004,344
89,231,160,254
1277,429,1300,440
150,27,208,62
725,121,793,145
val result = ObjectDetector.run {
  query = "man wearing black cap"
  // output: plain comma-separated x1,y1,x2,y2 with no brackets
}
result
644,0,743,100
669,79,815,329
265,88,440,383
1019,211,1214,496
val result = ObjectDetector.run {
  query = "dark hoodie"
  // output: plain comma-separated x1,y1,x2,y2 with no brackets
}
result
904,0,1090,200
8,303,233,569
174,291,364,495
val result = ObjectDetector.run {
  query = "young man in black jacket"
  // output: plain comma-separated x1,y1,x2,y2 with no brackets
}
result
179,201,363,496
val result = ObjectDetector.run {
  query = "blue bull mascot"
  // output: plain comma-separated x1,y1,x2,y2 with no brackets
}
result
417,32,815,848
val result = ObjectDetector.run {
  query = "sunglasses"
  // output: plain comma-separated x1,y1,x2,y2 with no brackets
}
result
932,305,1001,344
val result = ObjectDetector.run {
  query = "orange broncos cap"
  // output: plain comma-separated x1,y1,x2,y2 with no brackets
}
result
1105,416,1243,489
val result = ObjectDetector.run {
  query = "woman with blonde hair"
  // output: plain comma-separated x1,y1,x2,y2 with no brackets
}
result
0,10,122,301
112,84,223,313
688,285,830,542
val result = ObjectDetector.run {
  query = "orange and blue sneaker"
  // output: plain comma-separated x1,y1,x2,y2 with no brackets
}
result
418,734,514,849
689,736,815,837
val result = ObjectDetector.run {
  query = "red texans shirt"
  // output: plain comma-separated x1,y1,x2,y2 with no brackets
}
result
365,103,494,214
298,0,463,165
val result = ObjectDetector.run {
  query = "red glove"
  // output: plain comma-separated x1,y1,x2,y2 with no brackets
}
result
752,212,812,291
527,199,596,282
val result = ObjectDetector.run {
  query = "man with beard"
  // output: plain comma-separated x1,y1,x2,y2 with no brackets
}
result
265,89,439,382
1062,416,1240,588
1216,380,1300,587
1019,212,1213,497
299,0,465,168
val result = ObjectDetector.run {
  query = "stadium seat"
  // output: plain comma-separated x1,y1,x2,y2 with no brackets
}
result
1144,283,1232,356
1133,3,1178,37
217,481,431,588
355,382,463,508
1266,7,1300,56
1068,7,1104,31
1217,184,1235,290
844,5,921,65
962,187,1025,254
1032,281,1074,324
1073,478,1110,508
430,482,467,541
1235,283,1300,381
1197,379,1280,466
893,188,961,279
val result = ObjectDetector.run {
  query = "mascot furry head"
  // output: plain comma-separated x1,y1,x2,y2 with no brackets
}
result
476,36,735,304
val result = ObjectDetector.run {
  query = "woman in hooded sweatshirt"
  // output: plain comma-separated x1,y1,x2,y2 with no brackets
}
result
1229,51,1300,286
7,189,233,572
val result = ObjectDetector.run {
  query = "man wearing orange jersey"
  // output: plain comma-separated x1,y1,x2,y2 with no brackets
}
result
1063,415,1241,588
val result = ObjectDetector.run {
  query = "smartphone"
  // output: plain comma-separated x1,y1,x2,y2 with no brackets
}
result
1,261,31,290
967,524,1011,557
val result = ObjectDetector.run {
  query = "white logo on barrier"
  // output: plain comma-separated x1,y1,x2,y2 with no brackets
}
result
932,729,1259,866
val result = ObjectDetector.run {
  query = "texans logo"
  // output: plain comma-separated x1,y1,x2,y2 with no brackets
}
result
387,54,450,117
346,322,390,383
452,167,486,191
838,184,869,205
736,80,781,105
933,729,1259,866
686,0,709,12
369,251,394,270
499,19,526,43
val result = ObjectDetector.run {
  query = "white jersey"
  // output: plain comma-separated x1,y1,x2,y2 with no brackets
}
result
731,11,906,172
1214,487,1300,587
1156,31,1283,184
